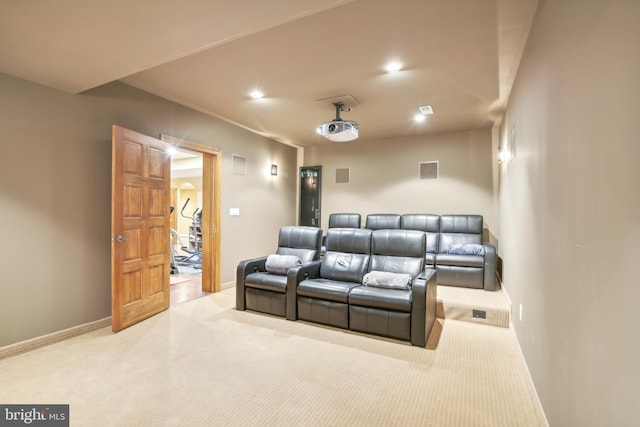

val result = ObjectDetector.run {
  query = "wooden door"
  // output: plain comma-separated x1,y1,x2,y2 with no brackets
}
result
111,125,171,332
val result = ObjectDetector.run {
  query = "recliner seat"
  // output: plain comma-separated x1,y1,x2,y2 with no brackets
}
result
365,214,401,230
400,214,441,266
236,226,322,319
348,229,437,346
297,228,372,328
434,215,497,291
321,213,362,254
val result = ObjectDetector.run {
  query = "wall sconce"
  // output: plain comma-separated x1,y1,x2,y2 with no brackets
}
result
498,148,509,164
271,164,278,176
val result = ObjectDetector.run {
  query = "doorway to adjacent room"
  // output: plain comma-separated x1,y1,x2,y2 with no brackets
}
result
169,148,206,305
110,126,222,332
162,134,222,306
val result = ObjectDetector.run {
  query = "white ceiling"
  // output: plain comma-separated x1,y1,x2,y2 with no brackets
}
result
0,0,538,147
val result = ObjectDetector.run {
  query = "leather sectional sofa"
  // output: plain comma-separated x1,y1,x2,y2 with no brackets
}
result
364,213,497,291
296,228,437,347
237,225,437,347
235,213,495,347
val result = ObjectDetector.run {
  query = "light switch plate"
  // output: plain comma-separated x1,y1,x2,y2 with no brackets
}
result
230,208,240,216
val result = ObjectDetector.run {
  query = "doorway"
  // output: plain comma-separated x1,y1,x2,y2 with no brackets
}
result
162,134,222,300
299,166,322,227
169,148,206,305
111,127,221,332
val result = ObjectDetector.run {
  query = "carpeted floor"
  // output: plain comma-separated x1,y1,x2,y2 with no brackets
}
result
0,288,547,426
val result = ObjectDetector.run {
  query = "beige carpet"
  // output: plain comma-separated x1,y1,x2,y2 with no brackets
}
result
0,288,547,426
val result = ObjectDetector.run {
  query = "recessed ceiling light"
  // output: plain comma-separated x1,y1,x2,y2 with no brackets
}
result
413,114,426,123
250,90,264,99
385,61,403,73
166,146,177,156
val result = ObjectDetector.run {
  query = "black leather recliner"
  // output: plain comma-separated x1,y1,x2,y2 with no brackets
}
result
400,214,441,267
295,228,437,347
434,215,497,291
349,229,437,347
329,213,361,228
365,214,401,230
236,226,322,319
321,213,362,254
296,228,372,328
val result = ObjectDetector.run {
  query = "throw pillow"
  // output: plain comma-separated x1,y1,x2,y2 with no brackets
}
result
362,271,412,289
448,244,485,255
265,254,302,275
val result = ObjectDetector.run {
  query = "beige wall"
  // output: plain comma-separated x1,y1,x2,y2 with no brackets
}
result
499,0,640,425
0,74,297,347
304,128,498,239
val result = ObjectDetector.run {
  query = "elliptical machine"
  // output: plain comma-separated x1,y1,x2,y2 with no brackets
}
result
169,205,180,275
174,198,202,269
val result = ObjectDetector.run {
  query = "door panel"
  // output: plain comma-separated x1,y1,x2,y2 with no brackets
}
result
112,125,171,332
299,166,321,227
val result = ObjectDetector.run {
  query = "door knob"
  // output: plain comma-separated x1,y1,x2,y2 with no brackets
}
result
116,235,129,242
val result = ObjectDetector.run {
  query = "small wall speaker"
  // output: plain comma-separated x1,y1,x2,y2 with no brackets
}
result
419,161,439,180
335,168,350,184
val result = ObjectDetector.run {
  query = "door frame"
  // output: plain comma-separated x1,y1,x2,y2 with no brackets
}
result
161,134,222,293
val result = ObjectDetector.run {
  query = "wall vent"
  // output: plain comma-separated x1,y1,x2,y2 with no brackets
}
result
419,161,439,180
232,154,246,175
472,309,487,319
335,168,350,184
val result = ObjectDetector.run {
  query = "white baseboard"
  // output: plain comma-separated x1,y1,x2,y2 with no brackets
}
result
220,281,235,290
504,278,548,424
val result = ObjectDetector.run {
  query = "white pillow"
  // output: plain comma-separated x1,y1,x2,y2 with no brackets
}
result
448,243,485,255
362,271,412,289
265,254,302,275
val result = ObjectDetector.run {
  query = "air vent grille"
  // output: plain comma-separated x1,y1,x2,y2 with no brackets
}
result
335,168,350,184
232,154,246,175
419,161,438,180
418,105,434,115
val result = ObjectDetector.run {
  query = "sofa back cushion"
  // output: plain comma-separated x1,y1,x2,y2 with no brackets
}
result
275,226,323,263
400,214,440,254
370,229,425,278
365,214,401,230
321,228,372,283
328,213,361,229
438,215,483,254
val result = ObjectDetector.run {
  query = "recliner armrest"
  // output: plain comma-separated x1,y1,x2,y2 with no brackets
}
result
286,260,322,320
482,244,497,291
410,269,437,347
236,256,268,311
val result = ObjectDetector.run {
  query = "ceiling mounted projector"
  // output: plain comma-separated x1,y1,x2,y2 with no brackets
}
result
317,102,359,142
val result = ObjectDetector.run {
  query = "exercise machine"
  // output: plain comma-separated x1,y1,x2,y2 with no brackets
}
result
169,205,180,275
174,198,203,269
